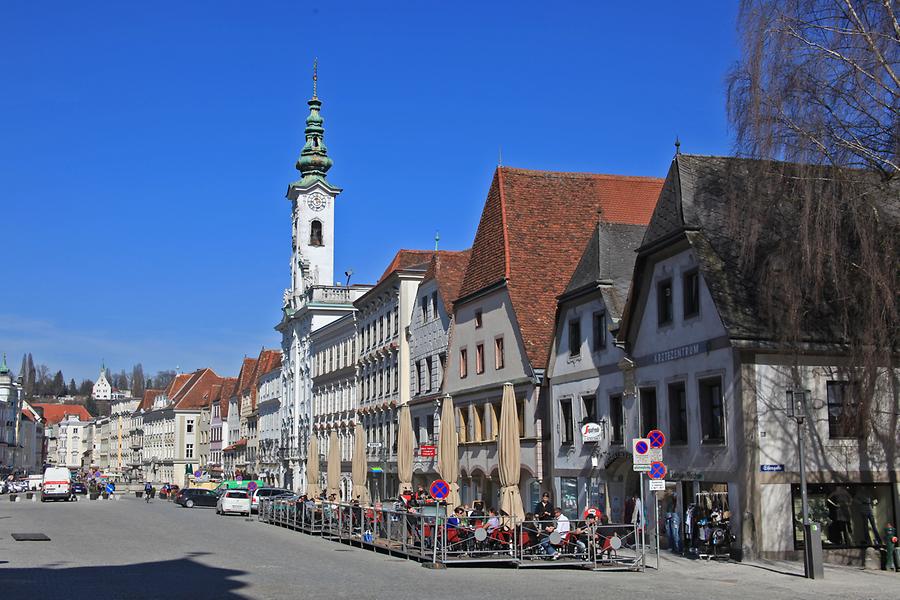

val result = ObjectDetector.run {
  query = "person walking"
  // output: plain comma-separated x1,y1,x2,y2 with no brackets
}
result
144,482,152,503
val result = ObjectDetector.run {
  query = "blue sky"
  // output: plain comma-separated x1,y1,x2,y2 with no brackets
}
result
0,1,739,382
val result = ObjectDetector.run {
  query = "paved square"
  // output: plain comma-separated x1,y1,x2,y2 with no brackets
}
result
0,497,895,599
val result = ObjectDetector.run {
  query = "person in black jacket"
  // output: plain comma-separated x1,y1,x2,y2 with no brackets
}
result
534,492,554,522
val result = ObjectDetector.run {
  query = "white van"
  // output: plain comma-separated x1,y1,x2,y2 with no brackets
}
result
41,467,72,501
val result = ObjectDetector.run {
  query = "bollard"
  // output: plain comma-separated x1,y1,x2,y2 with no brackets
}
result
885,524,898,571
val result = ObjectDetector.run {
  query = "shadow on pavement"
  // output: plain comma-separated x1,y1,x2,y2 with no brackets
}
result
0,556,248,599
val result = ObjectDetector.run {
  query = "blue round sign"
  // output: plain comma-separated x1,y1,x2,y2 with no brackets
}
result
649,461,667,480
429,479,450,500
635,440,649,455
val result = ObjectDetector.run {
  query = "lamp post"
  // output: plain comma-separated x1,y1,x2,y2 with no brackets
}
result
786,389,824,579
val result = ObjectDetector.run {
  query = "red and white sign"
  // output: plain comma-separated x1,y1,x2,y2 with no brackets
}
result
418,445,436,458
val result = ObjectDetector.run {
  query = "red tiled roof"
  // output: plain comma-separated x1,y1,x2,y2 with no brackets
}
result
423,250,472,313
236,358,258,396
457,166,663,367
378,249,435,283
173,368,222,410
32,403,92,425
136,389,164,413
218,377,238,417
223,438,247,452
248,349,281,410
166,374,193,399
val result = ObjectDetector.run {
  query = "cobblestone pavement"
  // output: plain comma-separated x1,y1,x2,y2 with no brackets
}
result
0,495,895,600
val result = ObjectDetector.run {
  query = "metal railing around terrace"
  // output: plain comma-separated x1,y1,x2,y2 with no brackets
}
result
257,498,646,570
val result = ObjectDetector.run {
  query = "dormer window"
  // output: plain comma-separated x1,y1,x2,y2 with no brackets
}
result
310,220,324,246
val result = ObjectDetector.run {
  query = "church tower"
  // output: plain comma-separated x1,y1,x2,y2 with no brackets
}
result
286,60,342,297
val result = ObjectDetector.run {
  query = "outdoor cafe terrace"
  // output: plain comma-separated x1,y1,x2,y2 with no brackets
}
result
256,497,648,570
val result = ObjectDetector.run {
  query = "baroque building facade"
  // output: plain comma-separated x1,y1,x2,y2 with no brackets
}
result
276,69,368,492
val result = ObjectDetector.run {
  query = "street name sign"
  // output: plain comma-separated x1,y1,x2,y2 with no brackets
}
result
760,464,785,472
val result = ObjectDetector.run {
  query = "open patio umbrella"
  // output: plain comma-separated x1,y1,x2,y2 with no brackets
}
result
437,394,461,508
305,434,321,498
397,403,414,495
351,422,370,505
326,430,341,500
498,382,524,521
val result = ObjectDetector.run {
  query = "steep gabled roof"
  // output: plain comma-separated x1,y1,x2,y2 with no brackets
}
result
173,368,222,410
32,403,92,425
248,349,281,409
422,250,472,313
134,389,164,414
458,166,664,367
166,374,193,399
563,221,648,321
620,154,899,346
236,358,258,396
217,378,238,417
378,249,434,283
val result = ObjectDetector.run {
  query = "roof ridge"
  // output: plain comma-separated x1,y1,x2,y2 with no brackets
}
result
497,167,511,279
499,165,664,182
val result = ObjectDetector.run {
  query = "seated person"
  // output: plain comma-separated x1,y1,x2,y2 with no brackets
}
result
486,508,502,534
447,506,465,529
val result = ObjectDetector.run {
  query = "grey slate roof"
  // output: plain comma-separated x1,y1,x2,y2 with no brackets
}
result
626,154,898,345
564,221,647,321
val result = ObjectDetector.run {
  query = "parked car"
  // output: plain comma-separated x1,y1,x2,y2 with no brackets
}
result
216,489,250,516
71,482,88,495
175,488,219,509
250,487,292,513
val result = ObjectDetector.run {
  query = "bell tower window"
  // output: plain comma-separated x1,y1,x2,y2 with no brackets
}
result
310,220,324,246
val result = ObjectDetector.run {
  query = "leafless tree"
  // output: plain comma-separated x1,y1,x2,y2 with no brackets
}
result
131,363,145,399
726,1,898,440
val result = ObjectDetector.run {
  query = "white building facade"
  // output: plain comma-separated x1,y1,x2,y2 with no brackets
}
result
276,72,368,493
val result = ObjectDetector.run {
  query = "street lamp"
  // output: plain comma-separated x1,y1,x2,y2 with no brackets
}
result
786,389,824,579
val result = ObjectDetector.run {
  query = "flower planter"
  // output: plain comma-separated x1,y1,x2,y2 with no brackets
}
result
135,491,143,498
89,492,100,501
102,492,109,499
25,492,33,500
9,494,16,502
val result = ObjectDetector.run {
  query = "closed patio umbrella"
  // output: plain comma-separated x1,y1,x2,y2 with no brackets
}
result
306,434,321,498
351,422,370,505
397,403,414,495
498,382,524,521
326,430,341,500
437,394,461,508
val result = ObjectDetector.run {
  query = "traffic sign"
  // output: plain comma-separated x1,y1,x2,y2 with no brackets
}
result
647,429,666,449
429,479,450,500
633,439,649,455
649,461,667,480
649,480,666,491
193,470,202,478
247,481,258,492
236,474,243,482
367,442,383,449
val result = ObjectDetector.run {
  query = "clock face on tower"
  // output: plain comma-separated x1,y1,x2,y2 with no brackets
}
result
307,192,327,212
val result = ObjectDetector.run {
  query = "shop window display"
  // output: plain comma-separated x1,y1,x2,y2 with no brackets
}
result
791,483,894,549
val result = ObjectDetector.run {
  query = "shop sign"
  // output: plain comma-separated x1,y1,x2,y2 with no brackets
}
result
760,464,785,472
669,471,704,481
418,445,436,457
652,341,708,365
581,422,603,443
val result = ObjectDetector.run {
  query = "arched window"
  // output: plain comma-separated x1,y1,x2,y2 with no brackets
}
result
309,220,323,246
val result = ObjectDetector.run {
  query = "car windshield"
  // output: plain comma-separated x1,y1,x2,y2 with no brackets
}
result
227,491,248,498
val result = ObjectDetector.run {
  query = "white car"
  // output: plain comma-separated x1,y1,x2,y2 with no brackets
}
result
216,489,251,516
